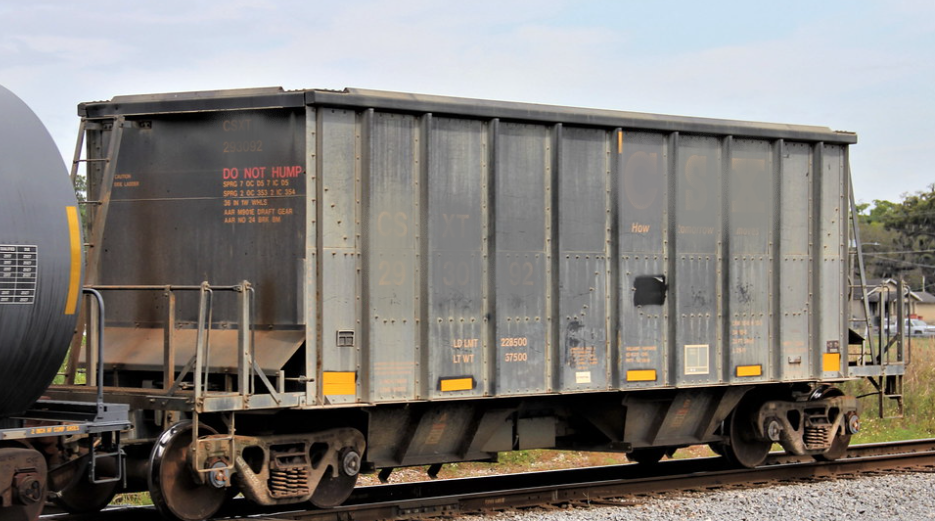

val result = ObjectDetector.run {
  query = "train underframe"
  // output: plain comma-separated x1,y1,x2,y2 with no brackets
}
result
38,380,858,521
0,401,129,521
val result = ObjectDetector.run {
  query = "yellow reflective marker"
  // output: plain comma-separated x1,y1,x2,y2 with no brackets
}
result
439,377,473,392
735,365,763,377
65,206,81,315
322,371,356,396
626,369,657,382
823,353,841,373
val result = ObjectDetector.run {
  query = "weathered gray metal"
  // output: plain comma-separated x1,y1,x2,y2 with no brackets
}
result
75,87,856,410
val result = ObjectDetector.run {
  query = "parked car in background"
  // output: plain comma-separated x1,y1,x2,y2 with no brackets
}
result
884,318,935,336
925,320,935,336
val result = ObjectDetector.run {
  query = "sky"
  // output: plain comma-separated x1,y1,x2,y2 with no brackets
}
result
1,0,932,205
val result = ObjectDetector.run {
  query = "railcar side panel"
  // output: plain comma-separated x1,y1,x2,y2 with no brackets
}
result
91,109,308,373
557,126,611,391
426,117,487,399
778,142,812,380
617,131,669,388
319,108,361,404
726,138,773,383
364,111,422,402
492,122,549,395
672,135,722,386
819,144,847,378
104,110,307,327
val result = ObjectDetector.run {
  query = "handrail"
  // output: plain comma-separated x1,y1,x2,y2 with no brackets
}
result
85,282,265,407
82,288,107,419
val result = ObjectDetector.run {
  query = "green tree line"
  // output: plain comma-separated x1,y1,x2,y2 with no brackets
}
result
857,184,935,294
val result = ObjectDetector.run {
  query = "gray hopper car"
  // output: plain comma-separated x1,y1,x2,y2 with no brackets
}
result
49,87,871,521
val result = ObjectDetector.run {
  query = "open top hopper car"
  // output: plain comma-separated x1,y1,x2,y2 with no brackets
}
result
34,87,903,521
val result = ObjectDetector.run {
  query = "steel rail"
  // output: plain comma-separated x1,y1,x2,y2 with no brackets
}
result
251,439,935,521
46,439,935,521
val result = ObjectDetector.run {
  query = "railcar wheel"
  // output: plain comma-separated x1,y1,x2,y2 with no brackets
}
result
52,455,119,514
0,445,47,521
148,421,227,521
812,388,853,462
310,447,360,508
626,447,667,466
814,431,851,461
0,480,45,521
724,399,771,469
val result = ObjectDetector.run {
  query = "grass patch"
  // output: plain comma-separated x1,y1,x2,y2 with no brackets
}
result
51,346,87,385
110,492,153,507
843,337,935,443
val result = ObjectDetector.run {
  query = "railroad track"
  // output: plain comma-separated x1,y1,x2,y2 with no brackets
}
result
47,439,935,521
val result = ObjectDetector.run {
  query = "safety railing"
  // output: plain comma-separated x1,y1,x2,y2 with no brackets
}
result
84,281,281,408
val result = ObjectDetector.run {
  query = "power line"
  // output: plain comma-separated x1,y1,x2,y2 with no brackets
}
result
859,208,935,220
863,253,935,270
861,249,935,255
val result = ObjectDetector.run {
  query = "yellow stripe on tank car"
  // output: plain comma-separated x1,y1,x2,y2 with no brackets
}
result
735,364,763,377
64,206,81,315
822,353,841,373
322,371,356,396
626,369,657,382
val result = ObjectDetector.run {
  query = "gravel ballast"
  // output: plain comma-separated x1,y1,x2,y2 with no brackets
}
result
463,472,935,521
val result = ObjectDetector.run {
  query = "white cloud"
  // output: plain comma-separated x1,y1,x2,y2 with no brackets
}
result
0,1,931,202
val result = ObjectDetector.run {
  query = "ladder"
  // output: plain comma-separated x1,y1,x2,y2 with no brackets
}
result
847,166,904,419
65,116,126,385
